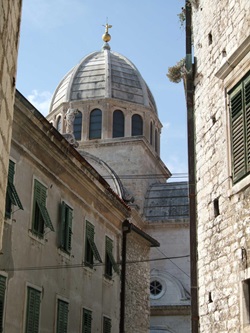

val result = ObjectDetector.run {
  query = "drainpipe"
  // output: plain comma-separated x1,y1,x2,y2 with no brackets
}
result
120,220,131,333
185,1,199,332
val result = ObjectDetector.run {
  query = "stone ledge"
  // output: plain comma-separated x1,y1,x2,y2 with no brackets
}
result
151,305,191,316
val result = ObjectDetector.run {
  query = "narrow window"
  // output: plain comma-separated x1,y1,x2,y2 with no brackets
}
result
105,236,119,278
57,116,62,133
82,308,92,333
89,109,102,139
243,279,250,325
229,72,250,183
113,110,124,138
59,202,73,253
132,114,143,136
155,129,158,152
25,287,41,333
0,276,6,332
208,32,213,45
214,198,220,217
74,112,82,140
103,316,111,333
5,160,23,218
32,180,54,237
150,122,153,145
84,221,102,268
57,299,68,333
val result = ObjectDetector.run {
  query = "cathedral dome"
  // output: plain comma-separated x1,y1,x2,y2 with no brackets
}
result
49,43,157,114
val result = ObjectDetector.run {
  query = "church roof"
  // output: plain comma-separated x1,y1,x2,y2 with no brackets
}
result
144,182,189,222
49,43,158,114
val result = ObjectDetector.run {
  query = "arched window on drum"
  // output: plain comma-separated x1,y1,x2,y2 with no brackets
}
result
155,129,158,153
132,114,143,136
56,116,62,133
113,110,124,138
74,112,82,140
89,109,102,139
150,122,153,145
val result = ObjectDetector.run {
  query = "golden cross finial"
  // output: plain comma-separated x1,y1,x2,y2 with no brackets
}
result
102,20,112,43
103,22,112,34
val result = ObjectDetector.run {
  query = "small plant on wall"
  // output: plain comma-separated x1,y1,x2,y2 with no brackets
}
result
166,58,186,83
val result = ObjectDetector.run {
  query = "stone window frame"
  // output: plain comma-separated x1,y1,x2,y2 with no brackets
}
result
215,35,250,196
149,276,166,300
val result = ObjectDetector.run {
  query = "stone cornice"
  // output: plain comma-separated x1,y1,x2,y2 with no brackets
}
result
215,35,250,80
151,305,191,316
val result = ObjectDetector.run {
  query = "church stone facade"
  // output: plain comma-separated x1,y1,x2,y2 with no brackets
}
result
190,0,250,332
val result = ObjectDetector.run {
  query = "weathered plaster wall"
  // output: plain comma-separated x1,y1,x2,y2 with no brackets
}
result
0,0,22,249
192,0,250,332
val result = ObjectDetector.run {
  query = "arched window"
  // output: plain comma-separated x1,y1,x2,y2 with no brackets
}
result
74,112,82,140
132,114,143,136
113,110,124,138
56,116,62,133
155,129,158,153
150,122,153,145
89,109,102,139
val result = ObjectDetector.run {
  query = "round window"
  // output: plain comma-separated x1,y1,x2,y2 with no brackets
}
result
150,280,163,296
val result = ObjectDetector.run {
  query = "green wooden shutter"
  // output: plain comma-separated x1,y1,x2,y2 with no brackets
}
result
82,309,92,333
103,317,111,333
25,287,41,333
244,75,250,169
60,202,66,249
86,222,102,263
33,180,54,232
0,276,6,333
57,300,68,333
60,203,73,252
5,161,23,216
67,208,73,252
230,85,246,182
106,237,119,274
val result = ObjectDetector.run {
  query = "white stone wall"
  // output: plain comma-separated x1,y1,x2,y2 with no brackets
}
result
0,0,22,249
192,0,250,332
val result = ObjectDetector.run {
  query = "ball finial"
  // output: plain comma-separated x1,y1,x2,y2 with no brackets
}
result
102,22,112,43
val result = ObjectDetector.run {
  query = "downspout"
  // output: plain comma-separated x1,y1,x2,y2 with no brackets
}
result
185,1,199,332
120,220,131,333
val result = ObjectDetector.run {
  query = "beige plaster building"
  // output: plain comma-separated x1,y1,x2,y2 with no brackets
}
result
188,0,250,332
1,89,159,333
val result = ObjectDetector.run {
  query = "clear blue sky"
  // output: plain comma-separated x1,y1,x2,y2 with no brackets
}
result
16,0,187,180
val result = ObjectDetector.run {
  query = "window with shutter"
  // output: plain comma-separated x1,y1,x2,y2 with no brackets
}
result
82,308,92,333
105,237,119,278
32,180,54,237
5,160,23,218
25,287,41,333
85,221,102,268
59,202,73,253
229,72,250,183
89,109,102,139
103,316,111,333
0,276,6,332
57,299,68,333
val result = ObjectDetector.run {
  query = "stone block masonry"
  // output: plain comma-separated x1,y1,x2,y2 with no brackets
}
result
191,0,250,332
0,0,22,249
